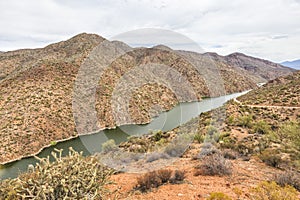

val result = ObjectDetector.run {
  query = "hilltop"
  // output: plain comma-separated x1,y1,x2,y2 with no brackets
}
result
204,52,294,83
0,33,295,164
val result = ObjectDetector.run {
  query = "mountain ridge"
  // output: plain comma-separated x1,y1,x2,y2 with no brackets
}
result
0,33,296,164
281,59,300,70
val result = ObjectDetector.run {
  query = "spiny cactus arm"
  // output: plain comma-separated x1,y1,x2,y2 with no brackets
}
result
51,151,58,161
86,168,98,190
54,148,63,161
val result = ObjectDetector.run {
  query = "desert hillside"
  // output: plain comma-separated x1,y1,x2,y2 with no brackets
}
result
1,69,299,199
238,71,300,106
103,69,300,199
203,52,295,83
0,33,295,164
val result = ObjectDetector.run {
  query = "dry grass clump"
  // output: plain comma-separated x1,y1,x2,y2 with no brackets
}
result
0,148,114,199
135,169,186,192
274,170,300,191
194,153,232,176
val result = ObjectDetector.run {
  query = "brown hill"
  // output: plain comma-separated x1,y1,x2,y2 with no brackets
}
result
0,33,295,164
204,52,295,83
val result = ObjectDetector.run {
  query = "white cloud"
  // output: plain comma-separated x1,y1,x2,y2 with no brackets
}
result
0,0,299,62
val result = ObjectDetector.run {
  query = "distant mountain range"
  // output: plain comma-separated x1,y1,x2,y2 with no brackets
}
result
0,33,296,164
281,59,300,70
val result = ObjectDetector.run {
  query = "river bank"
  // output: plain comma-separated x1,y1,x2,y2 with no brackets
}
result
0,91,249,180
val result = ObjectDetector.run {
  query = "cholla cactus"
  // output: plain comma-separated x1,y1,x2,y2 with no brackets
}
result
0,147,114,199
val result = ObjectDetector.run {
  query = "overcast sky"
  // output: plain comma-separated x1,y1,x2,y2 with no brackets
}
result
0,0,299,62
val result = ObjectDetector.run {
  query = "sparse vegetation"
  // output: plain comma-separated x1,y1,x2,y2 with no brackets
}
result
164,134,191,157
274,170,300,191
251,181,298,200
194,153,232,176
252,120,271,134
259,150,282,168
0,148,114,199
236,114,253,128
207,192,232,200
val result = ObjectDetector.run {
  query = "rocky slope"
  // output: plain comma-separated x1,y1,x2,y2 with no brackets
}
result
106,71,300,199
238,71,300,106
0,33,295,164
204,52,296,83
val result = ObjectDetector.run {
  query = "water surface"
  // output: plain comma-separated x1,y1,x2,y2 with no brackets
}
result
0,91,248,179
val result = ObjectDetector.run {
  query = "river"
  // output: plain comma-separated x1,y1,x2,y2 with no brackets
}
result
0,91,248,180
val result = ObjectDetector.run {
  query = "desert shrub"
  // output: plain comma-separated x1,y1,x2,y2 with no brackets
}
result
218,132,231,141
279,121,300,151
219,136,237,149
152,130,163,141
135,169,186,192
156,169,172,183
164,134,191,157
252,120,271,134
101,139,117,153
259,150,282,168
136,171,162,192
205,126,220,143
251,181,298,200
236,115,253,128
235,143,252,155
274,170,300,191
194,133,205,143
207,192,232,200
195,153,232,176
207,125,219,135
232,187,243,198
171,170,186,183
222,149,238,160
197,142,219,158
227,115,235,125
0,148,113,199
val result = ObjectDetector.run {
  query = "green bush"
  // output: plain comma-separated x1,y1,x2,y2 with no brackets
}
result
101,139,117,153
153,130,163,141
251,181,298,200
259,150,282,168
253,120,271,134
236,115,253,128
194,133,205,143
207,192,232,200
226,115,235,125
279,121,300,151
